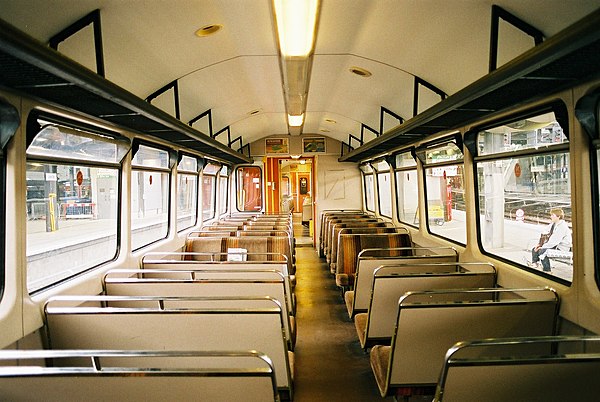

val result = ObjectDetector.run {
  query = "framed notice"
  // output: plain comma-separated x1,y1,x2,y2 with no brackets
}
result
303,137,326,153
265,138,289,154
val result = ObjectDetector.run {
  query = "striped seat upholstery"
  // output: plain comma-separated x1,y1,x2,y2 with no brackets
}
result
184,236,294,273
329,225,397,273
335,232,412,288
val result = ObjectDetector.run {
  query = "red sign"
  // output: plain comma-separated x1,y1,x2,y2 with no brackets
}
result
514,163,522,178
76,170,83,186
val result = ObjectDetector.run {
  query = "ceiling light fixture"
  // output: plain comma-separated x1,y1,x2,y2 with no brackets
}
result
195,24,223,37
273,0,319,57
273,0,320,135
349,66,372,77
288,114,304,126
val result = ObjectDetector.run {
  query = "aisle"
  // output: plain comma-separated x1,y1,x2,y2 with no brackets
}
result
291,245,393,401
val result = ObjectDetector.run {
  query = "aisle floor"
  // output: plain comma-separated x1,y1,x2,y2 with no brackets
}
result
290,229,394,401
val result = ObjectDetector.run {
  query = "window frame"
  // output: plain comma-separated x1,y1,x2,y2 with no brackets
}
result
218,165,230,216
372,160,392,218
417,134,466,244
360,163,375,212
235,165,264,213
176,152,200,232
130,140,174,251
393,149,419,227
467,103,572,285
25,111,129,293
201,161,221,222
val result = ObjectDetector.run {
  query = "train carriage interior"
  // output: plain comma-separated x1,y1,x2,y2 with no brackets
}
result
1,1,600,401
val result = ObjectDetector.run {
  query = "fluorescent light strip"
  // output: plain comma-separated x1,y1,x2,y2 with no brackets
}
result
288,114,304,126
273,0,319,57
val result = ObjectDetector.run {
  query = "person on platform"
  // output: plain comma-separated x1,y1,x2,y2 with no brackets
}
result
530,208,572,272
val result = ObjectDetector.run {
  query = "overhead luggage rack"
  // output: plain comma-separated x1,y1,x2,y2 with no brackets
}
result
0,18,251,165
340,8,600,163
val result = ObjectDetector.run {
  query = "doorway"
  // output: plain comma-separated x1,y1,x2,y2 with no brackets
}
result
265,156,314,246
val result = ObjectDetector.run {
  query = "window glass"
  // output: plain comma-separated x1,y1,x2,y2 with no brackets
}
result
395,152,417,168
421,138,466,243
26,123,123,292
177,155,198,231
478,112,567,155
177,155,198,173
395,151,418,225
203,162,221,175
424,164,466,242
377,172,392,217
219,165,229,215
364,173,375,212
418,141,463,164
28,122,129,163
475,111,571,282
131,144,170,250
236,166,262,212
132,144,169,169
202,164,218,221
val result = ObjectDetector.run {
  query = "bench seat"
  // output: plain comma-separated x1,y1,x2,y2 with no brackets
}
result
345,247,459,318
370,287,559,397
44,295,294,397
355,263,497,349
0,350,278,402
434,336,600,402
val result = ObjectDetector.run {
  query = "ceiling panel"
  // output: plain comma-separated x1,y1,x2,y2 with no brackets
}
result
1,0,598,158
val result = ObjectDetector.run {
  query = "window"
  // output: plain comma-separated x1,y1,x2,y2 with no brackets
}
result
176,154,198,231
417,136,466,244
470,109,571,283
394,151,418,225
26,113,129,292
361,164,375,212
219,165,229,215
131,143,171,250
202,162,220,221
373,160,392,217
236,166,263,212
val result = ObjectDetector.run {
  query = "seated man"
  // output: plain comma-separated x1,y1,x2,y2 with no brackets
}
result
530,208,572,272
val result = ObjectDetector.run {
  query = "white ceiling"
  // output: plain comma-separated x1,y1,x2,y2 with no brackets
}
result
1,0,599,152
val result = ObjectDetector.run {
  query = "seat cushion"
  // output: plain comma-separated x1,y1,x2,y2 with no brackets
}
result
336,273,355,288
354,313,368,346
370,345,391,397
344,290,354,317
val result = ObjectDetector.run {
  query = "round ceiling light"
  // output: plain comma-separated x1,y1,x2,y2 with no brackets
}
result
349,66,372,77
195,24,223,37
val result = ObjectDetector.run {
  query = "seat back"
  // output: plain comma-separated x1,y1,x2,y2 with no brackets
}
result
103,269,294,348
362,263,497,348
184,236,293,273
387,288,559,390
336,232,413,287
350,247,459,317
0,350,278,402
329,225,400,269
435,336,600,402
44,295,292,391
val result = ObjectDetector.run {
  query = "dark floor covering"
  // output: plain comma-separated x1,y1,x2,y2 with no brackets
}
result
291,214,394,402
